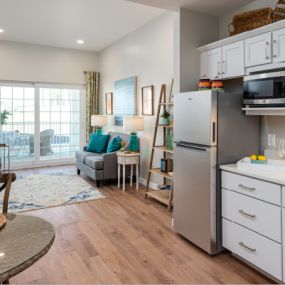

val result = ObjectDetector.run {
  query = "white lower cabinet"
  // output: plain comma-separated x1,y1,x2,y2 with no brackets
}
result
223,219,282,280
222,171,281,205
222,170,284,281
222,189,281,242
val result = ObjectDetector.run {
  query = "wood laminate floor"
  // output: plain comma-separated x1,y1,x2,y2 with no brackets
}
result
10,165,271,284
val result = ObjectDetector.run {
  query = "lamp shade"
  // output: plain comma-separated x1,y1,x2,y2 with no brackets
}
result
91,115,108,127
123,116,144,132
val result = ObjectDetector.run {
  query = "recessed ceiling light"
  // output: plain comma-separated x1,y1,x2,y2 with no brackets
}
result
0,29,4,33
77,39,84,44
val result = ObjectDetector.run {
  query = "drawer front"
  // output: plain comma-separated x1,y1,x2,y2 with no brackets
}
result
117,156,124,164
127,157,139,165
117,156,139,165
222,171,281,205
282,186,285,207
223,219,282,280
222,189,281,242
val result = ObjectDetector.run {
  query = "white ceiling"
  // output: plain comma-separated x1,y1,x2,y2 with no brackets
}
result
127,0,257,16
0,0,164,52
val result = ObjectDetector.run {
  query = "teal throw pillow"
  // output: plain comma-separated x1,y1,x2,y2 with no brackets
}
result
107,136,121,153
87,134,110,153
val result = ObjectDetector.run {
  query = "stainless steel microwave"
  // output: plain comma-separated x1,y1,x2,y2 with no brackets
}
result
243,71,285,107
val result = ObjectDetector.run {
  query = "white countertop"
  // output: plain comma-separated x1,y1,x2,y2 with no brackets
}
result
220,164,285,186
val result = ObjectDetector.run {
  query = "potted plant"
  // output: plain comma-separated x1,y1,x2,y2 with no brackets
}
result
0,110,10,131
161,110,171,126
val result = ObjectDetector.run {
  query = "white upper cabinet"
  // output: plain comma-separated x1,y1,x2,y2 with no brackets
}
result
245,32,272,67
201,48,222,80
199,21,285,80
273,28,285,63
201,42,245,80
222,41,245,79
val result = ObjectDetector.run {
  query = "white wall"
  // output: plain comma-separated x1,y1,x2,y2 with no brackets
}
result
0,40,98,85
219,0,277,39
99,12,175,184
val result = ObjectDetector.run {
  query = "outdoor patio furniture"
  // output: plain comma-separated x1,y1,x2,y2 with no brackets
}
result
29,129,54,156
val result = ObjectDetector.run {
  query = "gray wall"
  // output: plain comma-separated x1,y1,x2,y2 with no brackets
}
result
179,8,219,92
219,0,284,158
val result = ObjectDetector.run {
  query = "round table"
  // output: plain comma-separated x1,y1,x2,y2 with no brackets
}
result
117,152,140,191
0,214,55,283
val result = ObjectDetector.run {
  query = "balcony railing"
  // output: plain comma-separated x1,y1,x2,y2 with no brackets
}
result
0,123,74,159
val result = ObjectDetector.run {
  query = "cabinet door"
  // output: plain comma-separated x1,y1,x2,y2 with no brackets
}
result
201,48,222,79
222,41,245,79
273,28,285,63
245,32,272,67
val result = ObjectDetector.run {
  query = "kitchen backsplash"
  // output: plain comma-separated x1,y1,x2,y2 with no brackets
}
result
223,79,285,159
261,116,285,159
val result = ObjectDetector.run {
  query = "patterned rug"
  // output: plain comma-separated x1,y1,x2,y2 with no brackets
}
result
1,173,105,213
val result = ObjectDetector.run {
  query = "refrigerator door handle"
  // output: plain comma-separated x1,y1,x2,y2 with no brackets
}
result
212,122,216,144
177,143,208,152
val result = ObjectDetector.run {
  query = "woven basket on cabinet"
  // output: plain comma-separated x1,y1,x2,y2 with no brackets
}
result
228,7,273,36
272,0,285,22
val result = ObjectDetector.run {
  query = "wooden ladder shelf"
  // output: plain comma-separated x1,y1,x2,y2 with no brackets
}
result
145,82,174,211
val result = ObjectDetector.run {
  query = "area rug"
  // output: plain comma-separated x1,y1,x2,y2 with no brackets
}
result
1,173,105,213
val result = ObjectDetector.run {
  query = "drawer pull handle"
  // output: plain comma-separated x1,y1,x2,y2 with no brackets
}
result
238,209,256,219
238,184,256,191
239,241,256,252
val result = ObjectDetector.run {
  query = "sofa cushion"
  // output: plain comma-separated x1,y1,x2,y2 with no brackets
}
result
85,156,104,170
109,132,130,150
76,150,99,163
87,134,110,153
107,136,121,153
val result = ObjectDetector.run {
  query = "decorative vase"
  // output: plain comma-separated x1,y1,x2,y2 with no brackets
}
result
96,128,103,135
129,132,139,152
161,117,170,126
166,129,173,150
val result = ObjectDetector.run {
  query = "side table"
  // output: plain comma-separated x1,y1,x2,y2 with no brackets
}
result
117,152,140,191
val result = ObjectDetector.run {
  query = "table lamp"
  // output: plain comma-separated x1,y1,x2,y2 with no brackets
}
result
123,116,144,152
91,115,108,135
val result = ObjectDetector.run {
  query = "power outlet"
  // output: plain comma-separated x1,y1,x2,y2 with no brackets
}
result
268,134,276,147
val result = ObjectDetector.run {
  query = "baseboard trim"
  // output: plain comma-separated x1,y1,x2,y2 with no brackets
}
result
139,177,158,190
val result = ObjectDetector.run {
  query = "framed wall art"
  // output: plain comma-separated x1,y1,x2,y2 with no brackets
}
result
142,85,154,116
114,76,137,126
105,92,113,115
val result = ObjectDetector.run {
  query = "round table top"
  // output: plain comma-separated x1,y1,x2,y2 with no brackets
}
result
0,214,55,282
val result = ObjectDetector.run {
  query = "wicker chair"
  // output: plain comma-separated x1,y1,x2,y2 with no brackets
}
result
29,129,54,156
0,173,16,214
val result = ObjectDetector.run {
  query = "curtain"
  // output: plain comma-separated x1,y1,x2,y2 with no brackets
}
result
84,71,100,142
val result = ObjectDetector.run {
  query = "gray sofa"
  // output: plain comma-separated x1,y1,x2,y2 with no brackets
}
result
76,132,130,187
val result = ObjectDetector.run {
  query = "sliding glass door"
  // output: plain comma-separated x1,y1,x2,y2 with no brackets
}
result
39,86,81,161
0,82,84,168
0,84,35,165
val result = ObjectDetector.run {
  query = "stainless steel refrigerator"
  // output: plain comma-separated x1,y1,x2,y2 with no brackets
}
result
173,90,259,255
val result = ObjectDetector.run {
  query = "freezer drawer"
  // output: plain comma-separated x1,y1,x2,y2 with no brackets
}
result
174,90,217,146
173,144,217,254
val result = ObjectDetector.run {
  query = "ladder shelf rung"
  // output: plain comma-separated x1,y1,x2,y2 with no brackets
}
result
152,146,174,154
149,168,173,180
